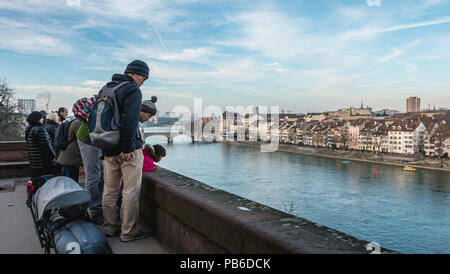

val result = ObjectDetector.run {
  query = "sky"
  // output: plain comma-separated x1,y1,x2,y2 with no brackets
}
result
1,0,450,115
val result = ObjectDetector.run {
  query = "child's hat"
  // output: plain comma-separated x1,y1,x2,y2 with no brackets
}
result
142,99,157,116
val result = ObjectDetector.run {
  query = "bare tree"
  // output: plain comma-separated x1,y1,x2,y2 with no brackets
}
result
0,78,25,141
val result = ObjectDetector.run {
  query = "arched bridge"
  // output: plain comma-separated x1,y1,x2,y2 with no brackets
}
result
142,126,199,144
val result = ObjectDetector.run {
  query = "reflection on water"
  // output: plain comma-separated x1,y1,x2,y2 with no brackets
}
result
158,142,450,254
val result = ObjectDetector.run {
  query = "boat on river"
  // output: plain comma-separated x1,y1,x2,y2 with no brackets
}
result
403,166,416,172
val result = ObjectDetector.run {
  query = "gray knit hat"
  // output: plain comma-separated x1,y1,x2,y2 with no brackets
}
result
124,60,150,79
141,99,157,116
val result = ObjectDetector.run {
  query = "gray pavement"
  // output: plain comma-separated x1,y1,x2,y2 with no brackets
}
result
0,176,169,254
0,178,42,254
106,236,169,254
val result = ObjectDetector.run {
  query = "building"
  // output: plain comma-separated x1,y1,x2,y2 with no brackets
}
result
347,119,368,150
406,97,420,113
17,99,36,114
328,104,373,121
388,120,425,155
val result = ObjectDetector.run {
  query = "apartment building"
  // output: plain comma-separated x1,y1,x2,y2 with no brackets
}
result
388,120,425,155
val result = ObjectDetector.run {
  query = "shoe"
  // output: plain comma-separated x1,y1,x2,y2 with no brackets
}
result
100,227,121,238
89,214,104,225
120,231,151,242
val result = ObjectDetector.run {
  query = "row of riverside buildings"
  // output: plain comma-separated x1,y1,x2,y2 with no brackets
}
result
213,106,450,158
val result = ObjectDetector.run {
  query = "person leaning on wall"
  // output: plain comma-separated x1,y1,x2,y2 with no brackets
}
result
100,60,154,242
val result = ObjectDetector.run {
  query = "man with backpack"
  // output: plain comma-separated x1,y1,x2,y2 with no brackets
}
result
92,60,151,242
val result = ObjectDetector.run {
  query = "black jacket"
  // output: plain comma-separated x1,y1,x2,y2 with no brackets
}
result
45,119,59,145
101,74,143,157
25,121,56,170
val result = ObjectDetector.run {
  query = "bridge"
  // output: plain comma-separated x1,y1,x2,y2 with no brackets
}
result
142,126,201,144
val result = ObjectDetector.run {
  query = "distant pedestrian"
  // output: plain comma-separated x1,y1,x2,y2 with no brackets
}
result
100,60,153,242
57,107,68,123
44,112,59,146
56,108,83,183
74,96,105,225
25,111,56,178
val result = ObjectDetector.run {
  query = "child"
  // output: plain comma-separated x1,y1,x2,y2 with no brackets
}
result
116,144,166,218
143,144,166,172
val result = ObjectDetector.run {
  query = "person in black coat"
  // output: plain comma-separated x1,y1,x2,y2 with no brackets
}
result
44,113,59,141
25,111,57,178
44,112,59,148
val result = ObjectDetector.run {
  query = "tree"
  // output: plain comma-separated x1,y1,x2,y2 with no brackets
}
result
0,78,25,141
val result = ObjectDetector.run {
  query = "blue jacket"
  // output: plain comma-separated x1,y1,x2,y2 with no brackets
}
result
101,74,143,157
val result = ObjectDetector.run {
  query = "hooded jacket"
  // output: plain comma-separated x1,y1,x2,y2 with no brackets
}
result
25,112,56,169
100,74,144,157
45,119,59,145
56,118,83,167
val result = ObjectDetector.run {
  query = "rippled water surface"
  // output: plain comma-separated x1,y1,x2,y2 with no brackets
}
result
153,142,450,254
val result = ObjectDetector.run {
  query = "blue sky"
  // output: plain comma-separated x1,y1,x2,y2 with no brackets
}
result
1,0,450,114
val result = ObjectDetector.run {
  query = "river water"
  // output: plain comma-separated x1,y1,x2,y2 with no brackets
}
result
151,141,450,254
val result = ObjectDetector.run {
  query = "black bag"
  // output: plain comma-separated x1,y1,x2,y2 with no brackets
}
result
54,119,75,151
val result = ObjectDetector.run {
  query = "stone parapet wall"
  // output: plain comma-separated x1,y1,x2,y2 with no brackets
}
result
140,168,397,254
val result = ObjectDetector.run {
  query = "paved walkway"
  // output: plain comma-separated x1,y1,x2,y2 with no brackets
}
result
0,177,169,254
106,236,169,254
0,178,42,254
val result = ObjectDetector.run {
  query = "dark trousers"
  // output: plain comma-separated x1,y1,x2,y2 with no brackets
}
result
61,165,80,183
31,164,58,179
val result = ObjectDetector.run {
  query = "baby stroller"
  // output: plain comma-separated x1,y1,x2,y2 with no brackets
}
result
26,175,106,254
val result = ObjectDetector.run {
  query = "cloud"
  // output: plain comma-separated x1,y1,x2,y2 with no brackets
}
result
340,17,450,40
82,80,106,88
141,87,195,99
336,7,368,20
219,10,308,60
379,40,422,63
0,18,72,56
14,84,98,97
380,49,404,63
264,62,289,73
159,47,217,61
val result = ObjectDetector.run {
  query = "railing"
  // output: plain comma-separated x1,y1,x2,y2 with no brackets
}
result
0,141,30,178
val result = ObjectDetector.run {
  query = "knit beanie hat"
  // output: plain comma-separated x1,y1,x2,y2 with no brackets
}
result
153,144,166,157
73,96,97,122
47,112,58,122
141,98,157,116
27,111,44,125
124,60,150,79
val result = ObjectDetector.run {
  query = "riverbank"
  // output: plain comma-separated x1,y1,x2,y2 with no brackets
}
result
223,141,450,172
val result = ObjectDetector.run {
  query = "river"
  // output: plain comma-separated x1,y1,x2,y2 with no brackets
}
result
150,141,450,254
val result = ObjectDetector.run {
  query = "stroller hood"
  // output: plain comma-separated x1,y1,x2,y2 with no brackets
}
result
33,176,90,221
